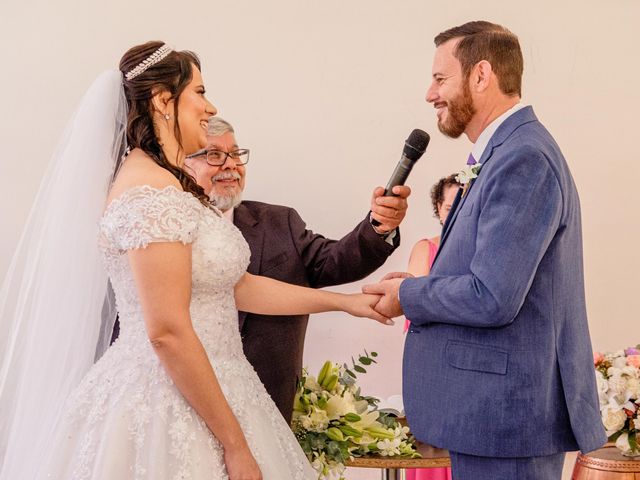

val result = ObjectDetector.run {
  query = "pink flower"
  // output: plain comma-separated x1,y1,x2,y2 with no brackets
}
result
594,352,605,365
625,347,640,356
626,355,640,368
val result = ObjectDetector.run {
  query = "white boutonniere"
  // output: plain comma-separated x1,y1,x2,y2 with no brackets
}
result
455,163,483,185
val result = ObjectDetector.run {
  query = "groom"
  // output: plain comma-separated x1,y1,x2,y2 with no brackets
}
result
365,21,606,479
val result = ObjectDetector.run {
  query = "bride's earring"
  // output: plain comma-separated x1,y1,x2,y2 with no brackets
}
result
164,113,170,120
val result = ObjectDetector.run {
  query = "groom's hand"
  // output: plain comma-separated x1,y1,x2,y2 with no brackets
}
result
362,275,409,318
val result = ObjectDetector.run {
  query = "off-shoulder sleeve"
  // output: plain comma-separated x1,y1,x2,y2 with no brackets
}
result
100,185,202,251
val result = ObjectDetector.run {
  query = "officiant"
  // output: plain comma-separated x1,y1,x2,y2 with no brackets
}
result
180,116,411,422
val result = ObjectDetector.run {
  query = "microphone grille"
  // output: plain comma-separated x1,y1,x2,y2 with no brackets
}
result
404,129,430,161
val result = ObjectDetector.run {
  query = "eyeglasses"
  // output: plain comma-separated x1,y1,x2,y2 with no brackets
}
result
186,148,250,166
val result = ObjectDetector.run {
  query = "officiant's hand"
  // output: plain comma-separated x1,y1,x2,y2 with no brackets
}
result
362,273,412,318
343,293,395,325
370,185,411,233
380,271,414,281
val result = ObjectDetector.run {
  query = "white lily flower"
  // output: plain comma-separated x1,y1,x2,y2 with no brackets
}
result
349,410,380,430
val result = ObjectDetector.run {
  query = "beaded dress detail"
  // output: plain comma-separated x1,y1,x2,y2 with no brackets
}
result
41,186,316,480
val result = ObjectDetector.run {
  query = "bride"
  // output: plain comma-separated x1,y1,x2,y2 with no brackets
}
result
0,41,392,480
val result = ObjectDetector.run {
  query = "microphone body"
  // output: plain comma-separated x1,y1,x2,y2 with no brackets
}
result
382,153,418,196
372,129,430,227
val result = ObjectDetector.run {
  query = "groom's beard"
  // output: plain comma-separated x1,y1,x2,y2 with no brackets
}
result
437,81,476,139
209,171,243,212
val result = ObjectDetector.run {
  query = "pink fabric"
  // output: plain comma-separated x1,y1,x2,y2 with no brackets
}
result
404,239,439,332
404,239,451,479
406,468,452,480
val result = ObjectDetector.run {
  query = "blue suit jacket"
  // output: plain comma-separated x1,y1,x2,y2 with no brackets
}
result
400,107,606,457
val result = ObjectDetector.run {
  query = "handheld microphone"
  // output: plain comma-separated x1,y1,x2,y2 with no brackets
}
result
371,129,430,227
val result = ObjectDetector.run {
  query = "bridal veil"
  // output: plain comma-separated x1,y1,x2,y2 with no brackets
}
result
0,70,127,478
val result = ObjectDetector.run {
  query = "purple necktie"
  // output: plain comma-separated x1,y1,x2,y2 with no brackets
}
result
467,153,476,165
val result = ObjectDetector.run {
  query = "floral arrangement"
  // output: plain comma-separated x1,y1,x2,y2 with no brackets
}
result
292,351,420,479
455,162,482,185
594,345,640,457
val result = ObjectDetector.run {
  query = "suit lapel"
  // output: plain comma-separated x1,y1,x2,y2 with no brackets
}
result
438,187,462,243
432,106,539,267
432,172,481,266
233,203,264,332
233,203,263,276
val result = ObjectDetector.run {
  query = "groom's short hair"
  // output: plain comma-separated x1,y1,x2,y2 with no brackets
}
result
435,21,523,98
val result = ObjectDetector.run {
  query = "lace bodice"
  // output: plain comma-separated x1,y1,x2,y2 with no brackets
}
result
42,185,316,479
99,185,250,360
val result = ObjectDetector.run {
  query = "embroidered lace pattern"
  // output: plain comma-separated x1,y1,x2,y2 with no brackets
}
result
41,185,316,480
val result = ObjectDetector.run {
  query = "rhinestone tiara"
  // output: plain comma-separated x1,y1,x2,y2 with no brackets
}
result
125,44,173,81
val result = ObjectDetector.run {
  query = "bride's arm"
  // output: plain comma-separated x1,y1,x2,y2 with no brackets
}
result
234,272,393,325
128,242,261,479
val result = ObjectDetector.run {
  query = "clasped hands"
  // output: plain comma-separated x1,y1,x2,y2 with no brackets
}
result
347,272,414,326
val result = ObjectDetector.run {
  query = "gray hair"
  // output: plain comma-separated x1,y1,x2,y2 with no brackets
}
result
207,117,235,136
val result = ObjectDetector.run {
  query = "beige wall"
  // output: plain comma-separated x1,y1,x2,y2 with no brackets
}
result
1,1,638,477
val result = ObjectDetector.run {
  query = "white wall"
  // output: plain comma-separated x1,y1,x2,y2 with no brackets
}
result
1,1,638,477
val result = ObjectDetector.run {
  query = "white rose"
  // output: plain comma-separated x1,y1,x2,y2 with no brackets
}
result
626,377,640,399
596,371,609,404
608,375,628,396
616,433,631,453
608,366,622,377
615,432,638,456
613,356,628,369
602,407,627,434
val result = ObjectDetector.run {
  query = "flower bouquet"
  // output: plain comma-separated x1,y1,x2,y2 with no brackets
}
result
594,345,640,457
292,351,420,479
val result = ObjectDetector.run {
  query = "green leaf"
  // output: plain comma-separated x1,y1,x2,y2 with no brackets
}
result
353,365,367,374
340,372,356,386
608,430,624,442
345,368,357,379
326,440,343,457
359,356,372,365
370,351,378,357
630,432,638,452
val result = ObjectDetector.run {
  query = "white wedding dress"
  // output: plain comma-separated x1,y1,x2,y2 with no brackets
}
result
40,185,317,480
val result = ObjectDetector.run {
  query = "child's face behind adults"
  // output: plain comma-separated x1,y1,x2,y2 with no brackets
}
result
175,66,217,155
437,184,459,225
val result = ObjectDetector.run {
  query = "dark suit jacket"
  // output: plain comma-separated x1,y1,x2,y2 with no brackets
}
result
400,107,606,457
233,200,398,422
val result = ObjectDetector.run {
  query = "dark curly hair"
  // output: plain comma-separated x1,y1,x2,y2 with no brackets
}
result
119,41,209,205
430,174,460,219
